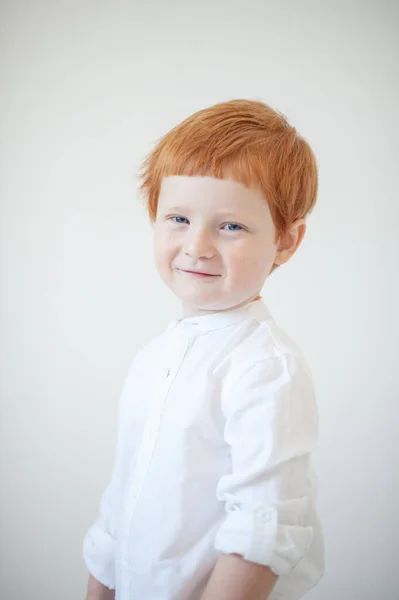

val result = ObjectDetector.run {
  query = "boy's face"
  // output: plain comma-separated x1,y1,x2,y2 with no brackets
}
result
154,176,279,317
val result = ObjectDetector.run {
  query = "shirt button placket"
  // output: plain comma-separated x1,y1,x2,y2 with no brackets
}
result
126,336,192,512
126,333,195,600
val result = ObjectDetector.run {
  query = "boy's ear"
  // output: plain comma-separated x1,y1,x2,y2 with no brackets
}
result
274,219,307,266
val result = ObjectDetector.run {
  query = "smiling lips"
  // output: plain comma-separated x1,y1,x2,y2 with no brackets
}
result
179,269,219,278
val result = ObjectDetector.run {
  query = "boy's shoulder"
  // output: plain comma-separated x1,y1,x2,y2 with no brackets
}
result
228,313,310,368
219,317,316,412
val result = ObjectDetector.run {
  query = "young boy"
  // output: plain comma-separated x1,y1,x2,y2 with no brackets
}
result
83,99,324,600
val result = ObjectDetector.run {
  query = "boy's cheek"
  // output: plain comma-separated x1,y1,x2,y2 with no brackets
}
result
153,241,171,277
154,233,171,258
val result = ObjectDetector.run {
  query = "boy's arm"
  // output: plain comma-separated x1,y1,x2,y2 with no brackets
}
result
200,554,277,600
212,354,319,590
85,574,115,600
83,352,146,594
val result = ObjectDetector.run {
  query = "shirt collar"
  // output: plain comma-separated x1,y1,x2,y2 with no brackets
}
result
167,298,272,333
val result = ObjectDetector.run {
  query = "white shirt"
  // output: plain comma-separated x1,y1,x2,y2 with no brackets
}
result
83,299,324,600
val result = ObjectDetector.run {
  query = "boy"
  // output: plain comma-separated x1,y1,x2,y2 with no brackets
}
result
83,99,324,600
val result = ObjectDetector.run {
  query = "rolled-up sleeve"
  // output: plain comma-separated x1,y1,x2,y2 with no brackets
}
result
83,485,118,589
214,352,318,575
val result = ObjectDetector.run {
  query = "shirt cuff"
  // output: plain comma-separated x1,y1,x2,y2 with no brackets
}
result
214,501,314,575
82,522,116,590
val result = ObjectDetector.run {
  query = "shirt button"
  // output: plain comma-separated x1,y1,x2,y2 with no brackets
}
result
163,368,170,378
257,508,272,522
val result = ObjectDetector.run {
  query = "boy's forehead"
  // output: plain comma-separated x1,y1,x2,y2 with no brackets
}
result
159,176,264,207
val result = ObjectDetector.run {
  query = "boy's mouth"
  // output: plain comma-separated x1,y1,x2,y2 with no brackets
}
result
178,269,219,278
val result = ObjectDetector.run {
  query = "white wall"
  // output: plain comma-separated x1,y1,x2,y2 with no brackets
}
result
1,1,398,598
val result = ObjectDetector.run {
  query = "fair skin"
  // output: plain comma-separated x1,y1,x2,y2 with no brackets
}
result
199,553,278,600
85,176,305,599
85,575,114,600
154,175,306,318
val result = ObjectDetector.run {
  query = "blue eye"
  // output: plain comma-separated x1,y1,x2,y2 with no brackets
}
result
224,223,243,231
172,216,189,224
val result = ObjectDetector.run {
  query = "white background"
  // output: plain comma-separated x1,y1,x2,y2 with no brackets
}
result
1,1,398,598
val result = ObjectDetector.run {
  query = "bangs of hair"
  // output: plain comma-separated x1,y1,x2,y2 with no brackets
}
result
138,99,318,236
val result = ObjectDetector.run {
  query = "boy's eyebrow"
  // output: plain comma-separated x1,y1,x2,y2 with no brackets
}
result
163,205,191,213
162,206,248,220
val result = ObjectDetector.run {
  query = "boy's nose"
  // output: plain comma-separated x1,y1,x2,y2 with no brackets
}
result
183,231,215,259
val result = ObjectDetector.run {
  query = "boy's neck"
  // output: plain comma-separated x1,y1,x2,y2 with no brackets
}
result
181,294,262,318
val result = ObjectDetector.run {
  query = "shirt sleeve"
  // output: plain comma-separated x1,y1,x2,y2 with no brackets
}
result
82,354,140,590
214,352,318,575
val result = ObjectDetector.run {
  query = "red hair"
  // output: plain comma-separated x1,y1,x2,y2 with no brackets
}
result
139,99,318,239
